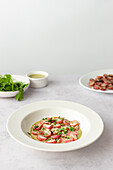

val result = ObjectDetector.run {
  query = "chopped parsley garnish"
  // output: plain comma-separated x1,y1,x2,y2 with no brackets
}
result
61,127,65,130
42,118,45,120
47,138,51,141
61,124,64,126
58,128,62,132
43,133,48,136
52,118,57,122
69,126,74,131
64,130,67,134
65,137,69,139
53,122,56,125
34,125,39,129
56,138,59,142
42,128,45,131
58,131,62,135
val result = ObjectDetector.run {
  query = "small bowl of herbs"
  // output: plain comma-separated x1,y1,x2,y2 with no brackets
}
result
0,74,30,101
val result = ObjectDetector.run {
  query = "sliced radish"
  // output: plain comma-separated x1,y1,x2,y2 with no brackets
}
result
51,128,59,135
107,76,112,80
69,131,78,140
103,74,108,79
104,79,111,85
61,132,67,137
108,74,113,77
95,82,102,86
56,138,62,143
63,119,70,125
45,139,56,143
107,84,113,90
110,80,113,84
52,123,61,128
43,124,52,129
42,129,51,137
37,135,47,141
93,85,100,90
89,78,95,81
101,83,106,87
40,120,49,125
32,124,42,131
62,136,73,143
89,80,95,87
31,130,41,135
96,76,103,79
56,118,63,124
74,125,79,130
70,120,79,127
99,86,106,91
51,135,60,139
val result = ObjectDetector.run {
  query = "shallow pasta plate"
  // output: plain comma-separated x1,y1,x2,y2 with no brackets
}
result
79,69,113,93
7,100,104,152
0,75,30,97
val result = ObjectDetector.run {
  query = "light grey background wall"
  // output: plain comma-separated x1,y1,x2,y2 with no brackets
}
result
0,0,113,75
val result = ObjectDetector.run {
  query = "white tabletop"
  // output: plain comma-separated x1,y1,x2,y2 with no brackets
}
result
0,75,113,170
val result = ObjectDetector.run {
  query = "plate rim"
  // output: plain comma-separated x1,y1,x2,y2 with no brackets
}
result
7,100,104,152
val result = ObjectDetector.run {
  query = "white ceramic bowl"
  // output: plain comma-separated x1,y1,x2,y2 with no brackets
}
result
0,75,30,98
26,71,48,88
7,100,104,152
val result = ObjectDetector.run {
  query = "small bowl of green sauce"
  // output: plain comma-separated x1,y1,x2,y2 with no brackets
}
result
27,71,48,88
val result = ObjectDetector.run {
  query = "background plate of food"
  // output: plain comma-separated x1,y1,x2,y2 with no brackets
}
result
79,69,113,93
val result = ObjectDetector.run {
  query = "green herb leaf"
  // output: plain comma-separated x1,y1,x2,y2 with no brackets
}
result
58,131,62,135
69,126,75,131
65,136,69,139
56,138,59,142
34,125,39,129
53,122,56,125
15,87,24,101
64,130,67,134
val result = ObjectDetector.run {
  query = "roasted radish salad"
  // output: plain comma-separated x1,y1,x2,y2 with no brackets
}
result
89,74,113,91
28,116,82,144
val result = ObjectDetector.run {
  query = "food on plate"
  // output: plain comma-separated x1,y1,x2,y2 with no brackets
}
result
28,74,46,79
0,74,28,101
89,74,113,91
28,116,82,144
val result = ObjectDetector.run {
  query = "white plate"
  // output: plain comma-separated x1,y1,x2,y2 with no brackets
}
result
0,75,30,97
79,69,113,93
7,100,104,152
